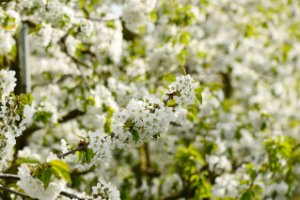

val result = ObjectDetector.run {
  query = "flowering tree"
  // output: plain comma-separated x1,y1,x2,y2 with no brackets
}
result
1,0,300,199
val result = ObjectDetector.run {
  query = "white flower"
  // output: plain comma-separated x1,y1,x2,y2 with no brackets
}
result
264,181,288,199
0,70,16,100
18,147,41,161
148,43,183,72
0,133,15,172
165,75,198,106
88,131,113,166
17,164,66,200
92,20,123,64
92,179,120,200
36,23,53,47
45,1,74,29
0,32,15,56
65,35,80,56
206,155,232,173
77,19,94,36
126,58,148,77
112,96,174,144
22,105,34,124
211,174,239,198
122,0,156,33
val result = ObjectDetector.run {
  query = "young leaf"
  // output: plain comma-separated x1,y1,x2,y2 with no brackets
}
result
41,168,52,189
194,87,203,104
130,128,139,143
49,160,71,184
49,160,71,173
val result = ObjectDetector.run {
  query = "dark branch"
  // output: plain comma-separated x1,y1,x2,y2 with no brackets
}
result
0,175,88,200
0,185,37,199
59,109,85,123
0,0,12,4
0,174,19,180
14,109,86,158
58,142,89,159
59,132,117,159
59,191,88,200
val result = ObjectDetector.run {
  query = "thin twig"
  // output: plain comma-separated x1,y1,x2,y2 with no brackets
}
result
59,132,117,159
58,142,89,159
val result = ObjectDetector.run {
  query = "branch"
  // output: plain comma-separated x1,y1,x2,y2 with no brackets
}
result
58,33,91,69
59,109,85,123
220,72,233,99
0,175,88,200
16,109,85,147
60,191,88,200
59,132,117,159
0,174,19,180
0,0,12,4
58,142,89,159
0,185,36,199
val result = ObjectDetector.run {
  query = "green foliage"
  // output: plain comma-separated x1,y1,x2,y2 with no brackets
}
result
103,105,114,133
77,148,96,164
17,157,40,165
264,136,292,172
49,160,72,184
33,110,53,124
194,86,204,105
175,145,211,199
130,128,139,143
40,168,52,189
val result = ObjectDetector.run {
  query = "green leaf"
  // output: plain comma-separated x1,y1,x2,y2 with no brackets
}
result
124,119,133,129
33,111,53,124
49,160,71,172
19,93,33,105
86,148,95,163
103,105,114,133
180,31,191,45
194,87,203,104
162,73,176,83
77,148,95,164
240,191,252,200
51,167,71,184
49,160,71,183
130,128,139,143
150,11,157,22
17,157,41,164
41,168,52,189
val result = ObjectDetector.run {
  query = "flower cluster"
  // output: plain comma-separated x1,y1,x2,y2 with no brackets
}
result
112,96,174,144
211,173,239,198
0,70,34,171
0,70,16,100
164,75,198,106
87,131,113,167
92,179,121,200
1,0,300,199
17,164,66,200
122,0,157,33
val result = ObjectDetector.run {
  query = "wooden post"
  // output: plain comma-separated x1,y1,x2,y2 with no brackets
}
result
13,23,30,94
18,23,30,93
